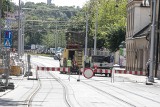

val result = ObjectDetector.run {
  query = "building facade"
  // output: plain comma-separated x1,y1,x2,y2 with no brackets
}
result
126,0,151,72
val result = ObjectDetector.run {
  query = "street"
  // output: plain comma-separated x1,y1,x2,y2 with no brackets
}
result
0,55,160,107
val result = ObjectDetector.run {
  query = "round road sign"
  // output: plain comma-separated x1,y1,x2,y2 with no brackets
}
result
83,68,94,79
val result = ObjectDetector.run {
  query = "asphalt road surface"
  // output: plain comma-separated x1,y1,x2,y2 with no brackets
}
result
0,55,160,107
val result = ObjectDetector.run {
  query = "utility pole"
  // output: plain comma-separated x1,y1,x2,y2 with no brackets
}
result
18,0,22,58
55,21,57,52
94,8,98,55
21,14,24,56
0,0,2,46
20,10,24,56
84,12,88,61
149,0,156,82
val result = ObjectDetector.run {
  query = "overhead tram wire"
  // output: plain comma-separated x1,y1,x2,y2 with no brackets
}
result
25,19,86,24
23,8,86,44
22,7,82,12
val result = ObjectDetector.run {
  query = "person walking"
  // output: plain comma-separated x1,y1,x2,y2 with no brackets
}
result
67,58,72,73
85,56,90,68
146,59,150,77
63,58,67,67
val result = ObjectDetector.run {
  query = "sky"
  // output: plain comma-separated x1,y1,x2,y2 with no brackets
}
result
12,0,89,7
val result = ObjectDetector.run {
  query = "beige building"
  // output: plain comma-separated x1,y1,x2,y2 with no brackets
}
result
126,0,151,72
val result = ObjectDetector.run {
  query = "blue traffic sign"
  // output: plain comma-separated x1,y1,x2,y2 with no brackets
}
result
4,38,12,47
4,30,12,47
4,30,12,39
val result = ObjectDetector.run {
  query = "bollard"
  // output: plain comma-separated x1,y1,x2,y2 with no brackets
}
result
111,64,120,83
27,54,31,80
77,68,81,82
111,68,115,83
36,69,38,80
68,67,70,81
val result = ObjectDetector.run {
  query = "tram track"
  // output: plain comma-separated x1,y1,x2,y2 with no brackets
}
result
24,63,42,107
94,79,160,103
25,79,41,107
25,61,74,107
69,75,137,107
68,74,160,107
26,56,160,107
48,71,73,107
92,74,160,96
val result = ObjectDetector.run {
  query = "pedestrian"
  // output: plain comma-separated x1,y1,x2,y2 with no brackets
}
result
72,56,79,70
85,56,90,68
67,58,72,73
146,59,150,77
63,58,67,67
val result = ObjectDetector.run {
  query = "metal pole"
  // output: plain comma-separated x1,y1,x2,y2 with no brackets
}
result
5,50,10,87
20,9,23,56
0,0,2,46
27,54,30,79
55,21,57,51
18,0,21,58
22,15,24,56
94,8,98,55
84,12,88,61
149,0,156,82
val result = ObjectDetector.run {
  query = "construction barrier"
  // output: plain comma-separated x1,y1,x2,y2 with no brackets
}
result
37,67,146,76
80,68,146,76
36,66,71,81
37,66,70,73
10,66,21,76
114,70,146,75
0,67,7,74
0,66,22,76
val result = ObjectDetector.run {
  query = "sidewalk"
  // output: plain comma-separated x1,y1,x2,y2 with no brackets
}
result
115,73,160,85
0,75,24,96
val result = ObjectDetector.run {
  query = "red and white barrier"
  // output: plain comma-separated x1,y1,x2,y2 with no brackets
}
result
37,67,146,76
80,68,146,76
37,66,70,72
115,70,146,75
93,69,112,74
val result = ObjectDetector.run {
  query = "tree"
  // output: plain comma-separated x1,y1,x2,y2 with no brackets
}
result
80,0,127,51
1,0,14,17
21,2,80,48
105,25,126,52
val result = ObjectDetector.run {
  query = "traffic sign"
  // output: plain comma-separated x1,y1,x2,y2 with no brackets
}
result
4,30,12,47
4,30,12,39
4,39,12,47
83,68,94,79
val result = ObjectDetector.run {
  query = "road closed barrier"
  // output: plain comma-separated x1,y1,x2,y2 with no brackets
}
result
36,66,146,82
37,66,70,73
83,68,94,79
115,70,146,75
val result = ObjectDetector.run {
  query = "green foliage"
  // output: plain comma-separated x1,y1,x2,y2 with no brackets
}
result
1,0,15,17
81,0,127,51
105,25,126,52
66,0,127,51
21,2,80,48
8,0,127,51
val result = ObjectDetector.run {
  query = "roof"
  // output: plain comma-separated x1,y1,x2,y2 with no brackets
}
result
133,24,150,38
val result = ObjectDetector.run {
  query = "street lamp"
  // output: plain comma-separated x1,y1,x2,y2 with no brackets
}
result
94,5,98,55
18,0,22,58
84,12,88,63
148,0,156,82
0,0,2,46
